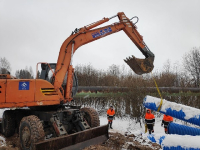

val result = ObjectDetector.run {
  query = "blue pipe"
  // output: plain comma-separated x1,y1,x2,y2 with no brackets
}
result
147,134,165,145
168,122,200,136
143,95,200,126
163,146,200,150
147,134,200,150
147,134,156,143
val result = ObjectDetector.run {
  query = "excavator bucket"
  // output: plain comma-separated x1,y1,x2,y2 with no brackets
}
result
34,124,109,150
124,55,154,75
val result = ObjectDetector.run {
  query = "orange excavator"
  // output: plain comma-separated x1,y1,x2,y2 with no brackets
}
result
0,12,154,150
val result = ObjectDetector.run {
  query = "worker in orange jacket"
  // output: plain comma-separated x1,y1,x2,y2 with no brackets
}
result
107,106,115,129
145,109,155,134
161,114,173,134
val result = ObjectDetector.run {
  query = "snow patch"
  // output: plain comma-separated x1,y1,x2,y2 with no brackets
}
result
0,136,6,147
162,134,200,148
100,114,200,149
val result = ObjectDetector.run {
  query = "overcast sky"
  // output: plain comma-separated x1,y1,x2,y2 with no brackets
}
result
0,0,200,76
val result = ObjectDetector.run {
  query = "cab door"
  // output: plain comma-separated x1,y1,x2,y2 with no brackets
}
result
0,79,6,103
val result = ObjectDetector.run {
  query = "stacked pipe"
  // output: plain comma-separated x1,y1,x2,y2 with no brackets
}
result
143,95,200,126
147,134,200,150
144,95,200,149
161,135,200,150
168,122,200,136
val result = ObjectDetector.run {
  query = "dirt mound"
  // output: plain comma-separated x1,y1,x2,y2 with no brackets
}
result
83,132,161,150
0,133,20,150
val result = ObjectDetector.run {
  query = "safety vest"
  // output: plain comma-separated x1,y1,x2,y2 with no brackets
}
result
162,114,173,128
163,115,173,122
107,109,115,120
145,109,155,125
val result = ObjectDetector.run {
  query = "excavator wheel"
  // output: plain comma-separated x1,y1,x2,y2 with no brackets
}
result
1,110,15,137
80,107,100,127
19,115,45,150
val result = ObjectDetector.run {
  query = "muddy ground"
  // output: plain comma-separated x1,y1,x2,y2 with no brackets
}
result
0,132,161,150
83,132,161,150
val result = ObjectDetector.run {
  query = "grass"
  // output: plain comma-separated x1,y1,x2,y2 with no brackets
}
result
74,91,200,98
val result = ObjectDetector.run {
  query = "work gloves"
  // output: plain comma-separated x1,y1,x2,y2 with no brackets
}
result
161,123,163,127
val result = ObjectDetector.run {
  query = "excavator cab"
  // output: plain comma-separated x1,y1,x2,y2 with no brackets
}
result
39,63,78,97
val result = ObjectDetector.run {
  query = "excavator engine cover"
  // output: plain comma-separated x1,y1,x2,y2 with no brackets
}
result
124,56,154,75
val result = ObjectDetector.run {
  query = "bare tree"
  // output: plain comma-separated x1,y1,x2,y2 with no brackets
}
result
183,47,200,87
163,59,171,73
0,57,11,74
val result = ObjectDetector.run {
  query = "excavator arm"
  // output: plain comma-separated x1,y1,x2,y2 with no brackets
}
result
54,12,155,102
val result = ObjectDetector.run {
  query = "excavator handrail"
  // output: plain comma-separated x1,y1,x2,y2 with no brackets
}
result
130,16,139,24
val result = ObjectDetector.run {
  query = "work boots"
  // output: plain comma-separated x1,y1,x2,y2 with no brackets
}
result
165,128,168,134
149,130,151,134
149,129,154,134
108,121,113,129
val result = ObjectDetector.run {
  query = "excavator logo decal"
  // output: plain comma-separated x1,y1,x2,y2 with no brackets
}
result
19,81,30,90
92,27,112,38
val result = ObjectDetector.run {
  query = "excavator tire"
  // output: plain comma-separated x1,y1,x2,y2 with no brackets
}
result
1,110,15,137
19,115,45,150
80,107,100,127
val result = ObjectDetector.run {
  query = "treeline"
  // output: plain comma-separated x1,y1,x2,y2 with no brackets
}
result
15,66,34,79
75,47,200,88
0,57,34,79
75,60,195,88
1,47,199,86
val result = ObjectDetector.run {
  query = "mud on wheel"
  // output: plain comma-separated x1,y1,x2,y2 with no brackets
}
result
80,107,100,127
19,115,45,150
2,110,15,137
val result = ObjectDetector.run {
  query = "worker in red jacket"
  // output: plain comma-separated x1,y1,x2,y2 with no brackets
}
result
161,114,173,134
107,106,115,129
145,109,155,134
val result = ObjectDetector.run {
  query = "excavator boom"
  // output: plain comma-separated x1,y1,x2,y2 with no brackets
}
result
54,12,155,102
